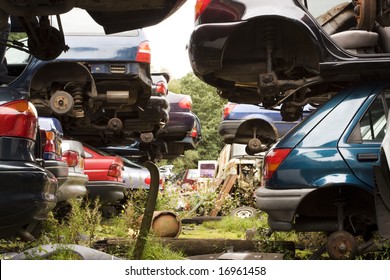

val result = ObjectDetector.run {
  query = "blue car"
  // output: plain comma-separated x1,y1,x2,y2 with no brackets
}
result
219,102,315,154
4,10,169,147
255,81,390,259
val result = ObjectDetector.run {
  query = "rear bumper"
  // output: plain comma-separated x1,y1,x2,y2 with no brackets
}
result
45,160,69,187
0,161,58,237
158,112,195,141
56,172,88,204
255,186,314,231
218,120,243,144
86,181,125,206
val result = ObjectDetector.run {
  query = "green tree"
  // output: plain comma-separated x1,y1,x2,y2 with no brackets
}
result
169,73,226,172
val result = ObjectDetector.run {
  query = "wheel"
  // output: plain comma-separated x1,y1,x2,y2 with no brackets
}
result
101,205,118,218
230,206,257,218
50,90,74,115
247,138,263,154
326,230,357,259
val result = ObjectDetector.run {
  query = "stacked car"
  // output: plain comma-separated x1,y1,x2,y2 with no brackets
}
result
188,0,390,259
0,1,188,239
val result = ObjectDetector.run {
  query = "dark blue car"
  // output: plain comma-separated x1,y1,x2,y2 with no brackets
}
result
0,88,58,240
4,10,169,147
219,102,315,154
256,81,390,259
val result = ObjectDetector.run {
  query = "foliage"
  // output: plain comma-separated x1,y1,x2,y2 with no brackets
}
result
8,32,27,41
168,73,226,172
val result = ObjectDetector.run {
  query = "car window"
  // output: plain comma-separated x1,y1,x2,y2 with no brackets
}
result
302,0,348,17
5,38,30,65
84,151,93,158
359,91,390,142
187,169,200,179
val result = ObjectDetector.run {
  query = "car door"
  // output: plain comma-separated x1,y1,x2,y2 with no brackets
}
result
338,86,390,189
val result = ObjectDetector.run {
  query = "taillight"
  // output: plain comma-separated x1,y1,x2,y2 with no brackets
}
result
144,177,164,186
178,96,192,110
262,148,292,182
155,81,168,95
0,100,38,140
107,164,122,178
136,41,151,63
195,0,211,21
190,127,198,138
62,150,79,167
223,103,237,119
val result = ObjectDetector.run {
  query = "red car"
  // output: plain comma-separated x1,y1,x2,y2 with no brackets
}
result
83,145,125,208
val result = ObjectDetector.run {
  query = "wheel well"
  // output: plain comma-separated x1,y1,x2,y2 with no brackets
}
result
297,185,375,222
234,118,278,144
29,61,96,96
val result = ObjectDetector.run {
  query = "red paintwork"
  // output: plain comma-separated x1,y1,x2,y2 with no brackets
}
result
83,146,124,182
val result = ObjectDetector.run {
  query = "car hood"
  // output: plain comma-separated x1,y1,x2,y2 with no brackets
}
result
2,0,187,33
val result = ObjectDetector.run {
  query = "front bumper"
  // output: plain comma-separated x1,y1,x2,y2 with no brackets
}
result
255,186,314,231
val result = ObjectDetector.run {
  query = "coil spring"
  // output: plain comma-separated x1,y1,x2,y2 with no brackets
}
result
65,83,84,118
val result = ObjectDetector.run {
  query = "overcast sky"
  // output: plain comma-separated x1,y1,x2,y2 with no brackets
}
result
143,0,194,79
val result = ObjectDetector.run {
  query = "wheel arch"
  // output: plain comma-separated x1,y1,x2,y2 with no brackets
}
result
29,61,97,97
296,184,375,221
234,118,278,144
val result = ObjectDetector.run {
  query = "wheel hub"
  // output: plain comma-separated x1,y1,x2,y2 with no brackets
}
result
326,230,357,259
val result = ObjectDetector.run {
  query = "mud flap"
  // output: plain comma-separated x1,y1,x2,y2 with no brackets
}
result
373,165,390,238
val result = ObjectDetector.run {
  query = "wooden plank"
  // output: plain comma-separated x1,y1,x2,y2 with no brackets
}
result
210,174,238,216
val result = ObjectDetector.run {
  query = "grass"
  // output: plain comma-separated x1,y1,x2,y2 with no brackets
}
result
2,183,390,260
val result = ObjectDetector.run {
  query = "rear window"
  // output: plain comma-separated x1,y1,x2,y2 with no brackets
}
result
50,8,140,36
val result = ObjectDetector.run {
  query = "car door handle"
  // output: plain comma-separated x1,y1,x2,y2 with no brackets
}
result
357,153,378,162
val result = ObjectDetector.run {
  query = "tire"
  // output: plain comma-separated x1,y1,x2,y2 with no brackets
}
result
230,206,257,218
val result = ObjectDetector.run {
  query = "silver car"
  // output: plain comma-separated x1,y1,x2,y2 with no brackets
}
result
121,157,163,190
58,140,89,205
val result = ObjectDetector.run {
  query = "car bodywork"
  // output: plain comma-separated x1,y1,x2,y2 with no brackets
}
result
59,139,88,205
83,145,125,206
255,81,390,258
0,89,57,240
154,91,202,158
4,15,169,146
219,102,315,154
121,156,163,191
38,117,69,190
0,0,187,60
188,0,390,116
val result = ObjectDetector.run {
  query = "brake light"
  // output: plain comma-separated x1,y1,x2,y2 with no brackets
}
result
136,41,151,63
262,148,292,182
107,164,122,178
190,127,198,138
223,103,237,119
0,100,38,140
62,150,79,167
178,96,192,110
195,0,211,21
155,81,168,95
144,176,164,186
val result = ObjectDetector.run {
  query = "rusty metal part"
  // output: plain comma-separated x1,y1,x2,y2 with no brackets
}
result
50,90,74,115
326,230,357,259
132,161,160,260
354,0,377,31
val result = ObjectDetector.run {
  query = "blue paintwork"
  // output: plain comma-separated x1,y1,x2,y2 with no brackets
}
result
221,103,315,139
266,81,388,193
